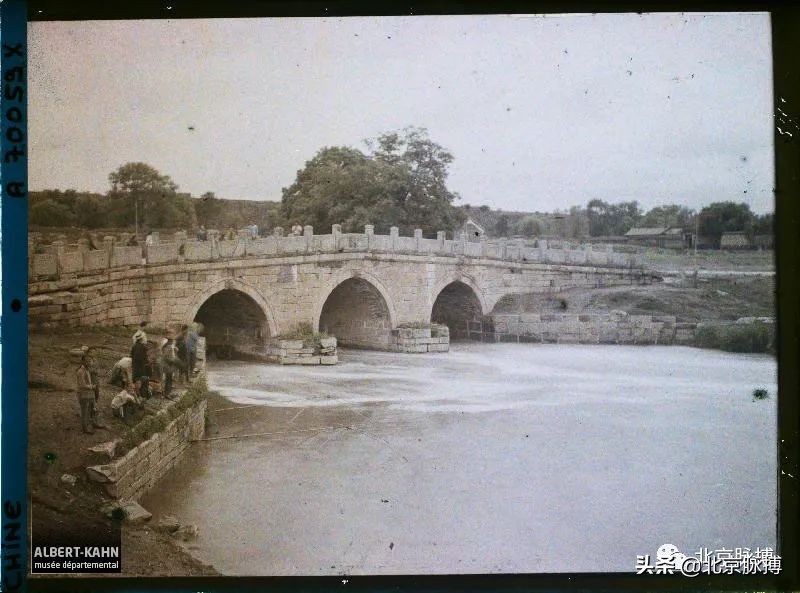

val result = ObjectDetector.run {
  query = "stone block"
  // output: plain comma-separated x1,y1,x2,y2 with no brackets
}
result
320,355,338,365
279,339,305,350
319,337,337,349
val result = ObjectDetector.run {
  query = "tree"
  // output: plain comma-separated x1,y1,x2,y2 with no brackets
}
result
107,162,186,232
513,215,543,237
586,199,642,236
74,194,106,229
281,127,465,236
640,204,695,229
564,205,590,239
750,213,773,237
698,201,753,247
494,214,510,237
30,198,76,227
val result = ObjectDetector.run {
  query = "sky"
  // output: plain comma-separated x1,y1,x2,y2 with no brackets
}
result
28,13,774,214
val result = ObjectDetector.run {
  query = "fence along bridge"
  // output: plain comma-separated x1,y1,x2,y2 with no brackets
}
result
28,224,657,353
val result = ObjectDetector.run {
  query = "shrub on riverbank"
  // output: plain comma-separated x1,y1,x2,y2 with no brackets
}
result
695,320,775,354
117,377,210,455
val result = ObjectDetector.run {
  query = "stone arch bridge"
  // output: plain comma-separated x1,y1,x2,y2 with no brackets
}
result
29,225,656,352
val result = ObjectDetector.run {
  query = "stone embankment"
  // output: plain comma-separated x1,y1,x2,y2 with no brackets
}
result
85,395,206,502
390,324,450,353
487,312,696,345
264,336,339,365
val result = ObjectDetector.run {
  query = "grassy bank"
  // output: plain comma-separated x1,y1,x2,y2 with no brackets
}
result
695,321,776,354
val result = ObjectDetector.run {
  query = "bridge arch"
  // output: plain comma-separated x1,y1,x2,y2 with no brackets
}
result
314,271,397,350
430,275,488,340
187,279,278,356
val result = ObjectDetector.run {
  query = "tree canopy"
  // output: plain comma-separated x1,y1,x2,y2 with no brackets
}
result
106,162,194,229
698,202,755,247
281,127,465,235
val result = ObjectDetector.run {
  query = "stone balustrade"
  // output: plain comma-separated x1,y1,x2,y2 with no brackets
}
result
28,226,641,280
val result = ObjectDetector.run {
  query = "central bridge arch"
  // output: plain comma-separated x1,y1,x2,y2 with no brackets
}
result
315,272,397,350
187,279,278,358
431,276,488,340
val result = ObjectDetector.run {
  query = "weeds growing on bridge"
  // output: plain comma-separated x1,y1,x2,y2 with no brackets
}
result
278,322,329,345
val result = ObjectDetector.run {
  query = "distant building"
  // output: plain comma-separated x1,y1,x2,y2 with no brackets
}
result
623,226,689,249
463,218,486,242
719,231,751,250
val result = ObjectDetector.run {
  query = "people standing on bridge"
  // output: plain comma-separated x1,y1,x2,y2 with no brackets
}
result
197,225,208,241
131,332,149,399
291,222,303,236
76,352,102,434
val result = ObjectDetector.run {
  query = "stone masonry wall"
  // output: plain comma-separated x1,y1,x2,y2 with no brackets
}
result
264,336,338,365
489,312,690,345
85,399,206,502
390,325,450,353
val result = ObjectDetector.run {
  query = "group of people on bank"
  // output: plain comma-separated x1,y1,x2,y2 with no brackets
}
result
74,322,201,434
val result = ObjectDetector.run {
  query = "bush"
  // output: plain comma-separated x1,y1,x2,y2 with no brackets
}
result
30,199,76,227
752,388,769,400
695,321,775,354
117,376,210,455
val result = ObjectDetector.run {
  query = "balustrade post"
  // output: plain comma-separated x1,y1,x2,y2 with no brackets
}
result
390,226,399,252
436,231,446,254
103,236,115,268
304,225,314,251
53,240,65,277
237,228,251,257
77,238,90,271
365,224,374,251
332,224,342,251
539,239,548,263
414,228,423,252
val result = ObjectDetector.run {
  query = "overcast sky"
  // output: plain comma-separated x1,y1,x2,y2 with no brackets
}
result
28,13,774,214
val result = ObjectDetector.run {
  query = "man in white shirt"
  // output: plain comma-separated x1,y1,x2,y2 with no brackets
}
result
111,387,139,420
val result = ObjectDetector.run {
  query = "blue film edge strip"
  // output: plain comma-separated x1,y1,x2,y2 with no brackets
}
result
1,0,29,592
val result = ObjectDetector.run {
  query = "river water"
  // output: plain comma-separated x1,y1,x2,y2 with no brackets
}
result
141,343,778,575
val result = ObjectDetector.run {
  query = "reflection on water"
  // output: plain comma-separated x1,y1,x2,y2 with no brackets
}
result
142,344,778,575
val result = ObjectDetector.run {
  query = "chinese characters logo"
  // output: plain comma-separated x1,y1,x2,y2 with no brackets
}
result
636,544,781,576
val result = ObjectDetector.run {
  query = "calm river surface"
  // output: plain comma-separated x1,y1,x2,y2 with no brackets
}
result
142,343,777,575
